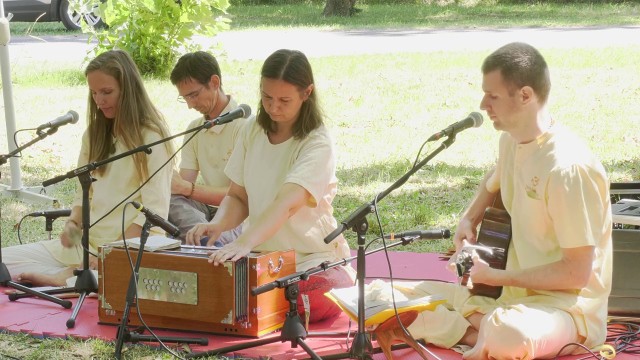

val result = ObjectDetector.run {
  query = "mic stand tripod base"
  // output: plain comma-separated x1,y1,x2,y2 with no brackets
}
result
65,268,98,328
350,332,374,359
114,325,208,351
186,284,322,360
1,259,98,324
1,263,73,309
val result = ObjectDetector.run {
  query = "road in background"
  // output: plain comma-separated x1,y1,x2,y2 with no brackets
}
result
6,26,640,64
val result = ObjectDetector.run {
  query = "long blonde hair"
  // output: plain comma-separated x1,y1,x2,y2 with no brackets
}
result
84,50,174,180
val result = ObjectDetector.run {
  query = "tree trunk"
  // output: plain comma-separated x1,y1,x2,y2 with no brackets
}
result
323,0,356,17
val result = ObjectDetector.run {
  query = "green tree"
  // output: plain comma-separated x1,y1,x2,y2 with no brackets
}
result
77,0,231,77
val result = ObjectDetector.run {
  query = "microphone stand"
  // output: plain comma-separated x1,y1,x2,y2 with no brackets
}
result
15,120,220,328
1,127,73,309
114,220,208,360
322,135,457,359
186,234,444,360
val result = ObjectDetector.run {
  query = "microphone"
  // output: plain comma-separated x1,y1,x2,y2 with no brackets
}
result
28,209,72,220
205,104,251,128
130,201,180,238
384,229,451,240
36,110,80,133
427,112,483,141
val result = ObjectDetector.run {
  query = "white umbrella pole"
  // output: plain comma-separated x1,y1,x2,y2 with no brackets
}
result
0,1,56,205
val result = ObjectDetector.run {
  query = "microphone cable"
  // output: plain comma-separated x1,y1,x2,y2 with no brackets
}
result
15,212,69,245
5,126,60,163
15,214,30,245
372,193,443,360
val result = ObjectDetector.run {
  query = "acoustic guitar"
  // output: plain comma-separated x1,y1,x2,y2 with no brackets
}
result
457,192,512,299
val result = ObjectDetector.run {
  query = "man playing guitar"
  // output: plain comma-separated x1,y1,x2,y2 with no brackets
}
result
382,42,613,359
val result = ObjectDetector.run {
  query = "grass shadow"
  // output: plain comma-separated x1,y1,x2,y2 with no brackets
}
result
335,160,486,254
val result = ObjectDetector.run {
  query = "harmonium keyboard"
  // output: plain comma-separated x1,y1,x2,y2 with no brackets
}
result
98,245,295,337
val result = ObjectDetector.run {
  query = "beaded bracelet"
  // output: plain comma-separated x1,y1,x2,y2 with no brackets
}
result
186,182,195,198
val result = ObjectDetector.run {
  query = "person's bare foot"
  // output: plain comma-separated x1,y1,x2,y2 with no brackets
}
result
17,268,74,287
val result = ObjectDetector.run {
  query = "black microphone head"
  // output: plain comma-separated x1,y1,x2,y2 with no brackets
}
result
469,112,483,128
68,110,80,124
29,209,72,218
238,104,251,118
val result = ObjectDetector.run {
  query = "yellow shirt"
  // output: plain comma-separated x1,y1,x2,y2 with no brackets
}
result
179,98,250,187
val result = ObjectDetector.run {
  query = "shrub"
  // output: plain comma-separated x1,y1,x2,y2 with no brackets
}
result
79,0,231,77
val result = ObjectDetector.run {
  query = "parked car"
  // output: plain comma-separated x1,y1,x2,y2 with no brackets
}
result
2,0,104,31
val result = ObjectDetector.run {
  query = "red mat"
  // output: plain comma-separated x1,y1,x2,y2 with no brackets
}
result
0,251,636,359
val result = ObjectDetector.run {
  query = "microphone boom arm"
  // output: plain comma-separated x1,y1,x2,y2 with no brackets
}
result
0,126,60,166
42,120,214,187
42,104,250,187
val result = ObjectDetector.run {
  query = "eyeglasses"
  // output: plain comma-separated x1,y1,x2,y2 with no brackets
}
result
177,86,205,103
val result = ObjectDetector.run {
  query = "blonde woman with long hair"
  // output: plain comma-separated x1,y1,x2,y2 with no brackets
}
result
4,50,175,287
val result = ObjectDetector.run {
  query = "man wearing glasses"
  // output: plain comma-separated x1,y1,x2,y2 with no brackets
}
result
169,51,251,245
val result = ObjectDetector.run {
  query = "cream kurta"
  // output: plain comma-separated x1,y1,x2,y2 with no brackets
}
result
481,123,613,349
225,119,351,271
405,124,612,355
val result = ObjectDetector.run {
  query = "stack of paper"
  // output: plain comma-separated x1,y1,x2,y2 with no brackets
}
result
109,236,181,252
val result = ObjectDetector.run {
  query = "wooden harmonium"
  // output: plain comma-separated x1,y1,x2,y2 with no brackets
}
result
98,245,295,337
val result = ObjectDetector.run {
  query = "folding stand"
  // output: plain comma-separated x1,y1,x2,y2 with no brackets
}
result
114,220,208,359
1,128,73,309
322,135,458,359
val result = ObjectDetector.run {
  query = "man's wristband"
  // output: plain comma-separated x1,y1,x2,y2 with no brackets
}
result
187,182,195,198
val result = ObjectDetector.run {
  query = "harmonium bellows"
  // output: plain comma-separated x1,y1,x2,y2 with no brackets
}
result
98,245,295,337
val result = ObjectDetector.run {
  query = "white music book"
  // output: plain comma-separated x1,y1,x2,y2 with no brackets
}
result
108,235,181,252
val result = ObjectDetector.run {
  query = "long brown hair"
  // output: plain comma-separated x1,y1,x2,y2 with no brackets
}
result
257,49,323,139
84,50,174,180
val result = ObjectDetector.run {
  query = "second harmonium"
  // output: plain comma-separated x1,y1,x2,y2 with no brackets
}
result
98,245,295,337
